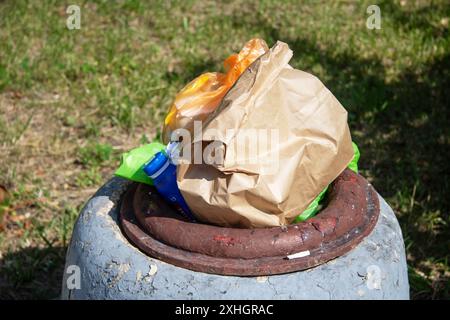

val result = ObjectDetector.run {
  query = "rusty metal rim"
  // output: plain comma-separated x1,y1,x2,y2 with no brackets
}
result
132,169,374,259
119,169,380,276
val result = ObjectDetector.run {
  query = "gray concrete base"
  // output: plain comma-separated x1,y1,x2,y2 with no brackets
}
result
61,177,409,300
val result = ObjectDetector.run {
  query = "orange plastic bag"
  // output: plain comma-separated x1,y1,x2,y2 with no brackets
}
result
162,38,269,143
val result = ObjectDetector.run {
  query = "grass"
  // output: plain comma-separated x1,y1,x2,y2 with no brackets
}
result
0,0,449,299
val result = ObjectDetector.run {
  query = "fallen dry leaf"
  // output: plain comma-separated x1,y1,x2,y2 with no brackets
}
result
0,185,9,203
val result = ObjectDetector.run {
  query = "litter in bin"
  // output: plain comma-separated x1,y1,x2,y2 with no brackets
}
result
115,142,165,185
115,39,361,228
174,40,355,228
287,250,311,260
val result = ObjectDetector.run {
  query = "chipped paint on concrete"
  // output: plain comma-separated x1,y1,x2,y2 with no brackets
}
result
148,264,158,276
256,276,268,283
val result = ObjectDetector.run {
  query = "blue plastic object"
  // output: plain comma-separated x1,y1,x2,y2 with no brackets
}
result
143,151,196,221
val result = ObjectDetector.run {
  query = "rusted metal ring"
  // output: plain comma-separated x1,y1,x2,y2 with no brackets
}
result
120,169,380,276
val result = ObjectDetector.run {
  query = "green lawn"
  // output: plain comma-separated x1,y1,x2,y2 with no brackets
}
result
0,0,449,299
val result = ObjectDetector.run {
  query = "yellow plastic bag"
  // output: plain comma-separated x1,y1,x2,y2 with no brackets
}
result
162,38,269,143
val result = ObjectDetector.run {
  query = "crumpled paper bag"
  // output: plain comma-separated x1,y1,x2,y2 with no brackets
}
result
176,41,354,228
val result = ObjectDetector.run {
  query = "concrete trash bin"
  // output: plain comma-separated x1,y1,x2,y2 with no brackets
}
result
61,174,409,299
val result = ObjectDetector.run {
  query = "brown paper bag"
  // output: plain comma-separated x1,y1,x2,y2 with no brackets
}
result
176,41,354,228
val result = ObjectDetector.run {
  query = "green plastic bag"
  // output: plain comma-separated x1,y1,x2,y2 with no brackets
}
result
294,142,360,222
347,141,360,173
114,142,165,185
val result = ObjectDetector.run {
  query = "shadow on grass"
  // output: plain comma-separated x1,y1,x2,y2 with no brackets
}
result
0,246,66,299
378,0,450,38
